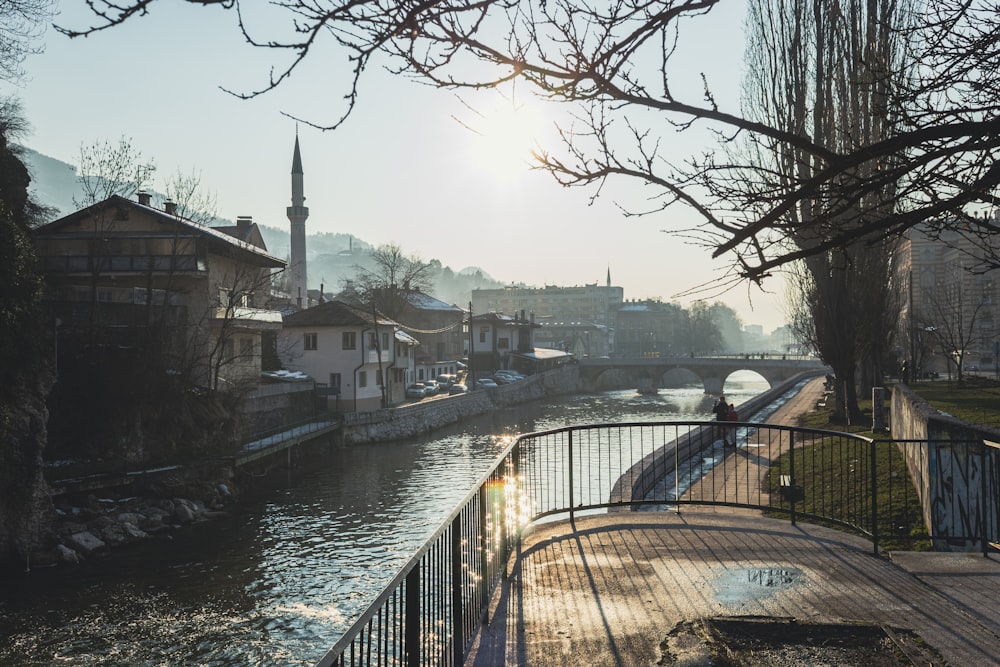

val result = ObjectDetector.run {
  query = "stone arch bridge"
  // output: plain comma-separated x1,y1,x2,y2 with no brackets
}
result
578,356,829,395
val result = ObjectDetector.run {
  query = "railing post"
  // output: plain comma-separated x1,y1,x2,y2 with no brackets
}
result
568,431,575,521
405,567,420,667
788,430,796,526
451,516,464,665
870,439,879,555
674,429,680,511
477,485,488,601
981,439,989,557
512,442,522,564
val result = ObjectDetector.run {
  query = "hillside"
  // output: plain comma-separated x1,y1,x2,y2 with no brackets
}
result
20,147,505,307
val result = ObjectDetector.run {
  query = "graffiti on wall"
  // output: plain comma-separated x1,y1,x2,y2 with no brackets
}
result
928,439,999,551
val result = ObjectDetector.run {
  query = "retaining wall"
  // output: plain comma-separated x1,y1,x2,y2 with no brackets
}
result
339,366,581,443
891,384,1000,551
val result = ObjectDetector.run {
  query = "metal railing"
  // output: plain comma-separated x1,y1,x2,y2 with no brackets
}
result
316,421,999,667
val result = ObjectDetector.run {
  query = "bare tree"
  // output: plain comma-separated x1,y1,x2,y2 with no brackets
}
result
726,0,911,422
916,264,988,384
0,0,55,82
684,301,724,356
74,135,157,207
57,1,1000,282
345,243,434,321
162,168,219,225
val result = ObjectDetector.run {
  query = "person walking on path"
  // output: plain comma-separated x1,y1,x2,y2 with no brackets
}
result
726,403,739,447
713,395,730,445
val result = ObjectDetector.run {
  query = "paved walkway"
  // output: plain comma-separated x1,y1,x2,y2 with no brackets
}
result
465,378,1000,666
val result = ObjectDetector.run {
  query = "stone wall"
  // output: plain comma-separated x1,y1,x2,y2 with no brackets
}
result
340,366,581,444
891,384,1000,551
237,383,319,438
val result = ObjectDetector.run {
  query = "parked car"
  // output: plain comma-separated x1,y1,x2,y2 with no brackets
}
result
448,384,469,395
474,378,498,389
494,370,524,384
405,384,428,399
436,373,457,388
422,379,440,395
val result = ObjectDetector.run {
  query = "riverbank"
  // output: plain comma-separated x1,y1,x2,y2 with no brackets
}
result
23,370,815,573
0,378,811,664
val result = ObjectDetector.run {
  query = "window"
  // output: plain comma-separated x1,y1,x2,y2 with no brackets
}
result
329,373,341,389
382,332,390,351
498,337,510,349
303,333,318,350
358,371,367,388
369,332,378,349
240,338,254,357
343,331,357,350
479,326,489,343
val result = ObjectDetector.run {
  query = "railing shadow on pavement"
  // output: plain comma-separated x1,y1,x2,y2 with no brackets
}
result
315,420,998,667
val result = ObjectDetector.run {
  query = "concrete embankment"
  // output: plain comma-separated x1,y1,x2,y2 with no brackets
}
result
613,370,828,506
339,365,581,443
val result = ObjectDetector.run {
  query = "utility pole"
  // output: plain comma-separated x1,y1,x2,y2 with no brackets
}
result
468,301,475,389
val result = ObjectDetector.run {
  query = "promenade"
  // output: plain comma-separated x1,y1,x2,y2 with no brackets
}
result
465,378,1000,666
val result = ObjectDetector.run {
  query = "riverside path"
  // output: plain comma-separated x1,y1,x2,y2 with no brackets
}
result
463,377,1000,666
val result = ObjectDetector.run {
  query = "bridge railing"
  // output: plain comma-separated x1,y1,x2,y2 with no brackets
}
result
316,421,995,667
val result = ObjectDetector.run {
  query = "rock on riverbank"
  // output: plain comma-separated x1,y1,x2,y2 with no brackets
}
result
29,482,235,569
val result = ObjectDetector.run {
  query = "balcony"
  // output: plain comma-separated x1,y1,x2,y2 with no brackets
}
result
366,349,391,364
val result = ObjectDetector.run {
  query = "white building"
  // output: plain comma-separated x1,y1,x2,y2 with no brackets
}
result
280,300,418,411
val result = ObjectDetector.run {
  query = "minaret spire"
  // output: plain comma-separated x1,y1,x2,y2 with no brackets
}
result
287,130,309,308
606,266,611,287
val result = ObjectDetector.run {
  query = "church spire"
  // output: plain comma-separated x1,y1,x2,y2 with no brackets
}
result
287,131,309,308
607,266,611,287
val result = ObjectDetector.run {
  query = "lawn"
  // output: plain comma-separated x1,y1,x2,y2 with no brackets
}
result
764,435,931,551
771,379,1000,551
772,394,932,551
908,378,1000,430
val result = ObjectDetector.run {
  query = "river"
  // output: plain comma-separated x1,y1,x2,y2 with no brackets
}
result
0,374,769,666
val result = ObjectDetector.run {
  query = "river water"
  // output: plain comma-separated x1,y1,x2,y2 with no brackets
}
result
0,374,768,666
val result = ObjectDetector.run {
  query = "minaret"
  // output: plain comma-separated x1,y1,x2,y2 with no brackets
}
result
606,266,611,287
287,132,309,308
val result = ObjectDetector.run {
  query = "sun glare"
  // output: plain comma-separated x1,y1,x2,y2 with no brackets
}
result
461,96,545,182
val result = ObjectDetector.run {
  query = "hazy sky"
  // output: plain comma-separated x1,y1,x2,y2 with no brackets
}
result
5,1,789,332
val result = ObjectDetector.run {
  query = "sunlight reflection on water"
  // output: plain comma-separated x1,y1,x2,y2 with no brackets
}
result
0,375,770,665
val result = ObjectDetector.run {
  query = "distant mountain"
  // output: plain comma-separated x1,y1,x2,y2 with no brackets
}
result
21,147,81,219
21,147,504,308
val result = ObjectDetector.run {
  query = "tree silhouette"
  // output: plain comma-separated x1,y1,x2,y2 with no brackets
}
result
59,0,1000,284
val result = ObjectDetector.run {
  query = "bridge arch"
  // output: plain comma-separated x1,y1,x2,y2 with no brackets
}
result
578,357,829,395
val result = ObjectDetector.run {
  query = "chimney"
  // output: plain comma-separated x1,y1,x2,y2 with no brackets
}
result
138,192,151,206
164,200,177,215
236,215,252,232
